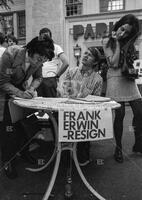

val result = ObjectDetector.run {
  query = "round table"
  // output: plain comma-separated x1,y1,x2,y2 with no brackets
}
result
13,97,120,200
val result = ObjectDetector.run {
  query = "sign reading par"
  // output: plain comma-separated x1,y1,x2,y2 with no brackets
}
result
59,108,113,142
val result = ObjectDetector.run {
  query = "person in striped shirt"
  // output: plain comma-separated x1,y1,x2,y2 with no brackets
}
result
60,47,103,99
60,47,103,166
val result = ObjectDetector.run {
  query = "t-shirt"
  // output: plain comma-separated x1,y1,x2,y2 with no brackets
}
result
42,43,64,78
0,46,6,57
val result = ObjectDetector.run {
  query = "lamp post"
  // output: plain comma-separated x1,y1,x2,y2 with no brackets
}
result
73,44,81,66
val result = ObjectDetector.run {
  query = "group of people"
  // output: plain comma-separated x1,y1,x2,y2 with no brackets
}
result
0,13,142,179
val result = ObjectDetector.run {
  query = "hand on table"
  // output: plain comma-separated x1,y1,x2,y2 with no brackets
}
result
25,87,37,98
16,90,34,99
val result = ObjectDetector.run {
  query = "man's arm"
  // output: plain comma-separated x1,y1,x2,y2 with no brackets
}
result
30,67,43,90
0,49,20,95
0,48,34,99
56,52,69,77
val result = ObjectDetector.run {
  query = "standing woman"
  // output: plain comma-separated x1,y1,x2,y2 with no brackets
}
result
102,14,142,163
0,36,54,178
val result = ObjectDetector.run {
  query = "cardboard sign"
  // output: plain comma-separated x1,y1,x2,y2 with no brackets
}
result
58,108,113,142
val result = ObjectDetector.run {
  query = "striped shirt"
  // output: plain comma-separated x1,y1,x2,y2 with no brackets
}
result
62,66,103,98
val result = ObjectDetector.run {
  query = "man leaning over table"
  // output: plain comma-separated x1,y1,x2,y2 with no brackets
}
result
0,36,54,179
58,47,103,166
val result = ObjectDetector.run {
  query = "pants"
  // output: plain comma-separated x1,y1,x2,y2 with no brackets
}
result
0,99,39,163
37,77,57,97
114,99,142,149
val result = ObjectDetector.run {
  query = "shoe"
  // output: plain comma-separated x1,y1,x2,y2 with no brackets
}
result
3,162,18,179
20,152,37,165
132,145,142,154
114,147,123,163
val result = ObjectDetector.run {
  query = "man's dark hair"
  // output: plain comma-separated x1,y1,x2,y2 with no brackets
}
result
0,32,5,45
26,36,54,61
39,28,52,38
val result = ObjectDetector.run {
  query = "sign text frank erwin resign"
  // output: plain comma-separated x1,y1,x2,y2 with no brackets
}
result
63,110,106,140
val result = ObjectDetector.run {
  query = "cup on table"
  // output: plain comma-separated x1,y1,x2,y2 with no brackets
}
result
61,80,81,98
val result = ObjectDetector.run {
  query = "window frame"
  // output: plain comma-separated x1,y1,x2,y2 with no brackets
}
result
1,13,14,35
65,0,83,17
100,0,125,13
17,11,26,39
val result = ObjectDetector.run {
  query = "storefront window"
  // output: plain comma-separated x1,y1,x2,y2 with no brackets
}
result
66,0,82,16
100,0,124,12
17,11,26,38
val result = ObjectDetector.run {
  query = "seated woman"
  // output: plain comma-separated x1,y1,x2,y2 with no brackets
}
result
59,47,103,166
0,35,54,179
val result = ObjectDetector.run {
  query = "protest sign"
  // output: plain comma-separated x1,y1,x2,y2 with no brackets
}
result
58,108,113,142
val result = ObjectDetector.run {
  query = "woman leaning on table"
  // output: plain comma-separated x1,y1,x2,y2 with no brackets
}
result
102,14,142,163
0,36,54,179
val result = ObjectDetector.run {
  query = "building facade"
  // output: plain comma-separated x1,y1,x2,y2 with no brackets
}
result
0,0,142,67
0,0,25,45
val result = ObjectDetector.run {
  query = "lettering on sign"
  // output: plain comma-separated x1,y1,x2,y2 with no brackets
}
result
73,20,142,40
59,108,113,142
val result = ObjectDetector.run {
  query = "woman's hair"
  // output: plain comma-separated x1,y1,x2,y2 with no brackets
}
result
0,32,5,45
106,14,140,51
88,47,102,69
26,36,54,61
7,34,18,44
113,14,140,42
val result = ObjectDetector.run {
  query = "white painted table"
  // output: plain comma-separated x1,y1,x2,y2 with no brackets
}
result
13,97,120,200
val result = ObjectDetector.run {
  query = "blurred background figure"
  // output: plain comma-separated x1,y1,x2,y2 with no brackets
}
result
37,27,69,97
0,32,6,57
6,34,18,46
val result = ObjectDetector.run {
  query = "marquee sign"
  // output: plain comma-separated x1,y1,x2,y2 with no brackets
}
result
58,108,113,142
73,20,142,40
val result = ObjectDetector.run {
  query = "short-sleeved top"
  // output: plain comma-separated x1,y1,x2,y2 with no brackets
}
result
0,46,6,58
42,43,64,77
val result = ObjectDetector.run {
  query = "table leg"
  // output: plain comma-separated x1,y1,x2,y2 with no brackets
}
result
25,145,57,172
41,111,62,200
73,143,106,200
42,142,62,200
26,111,58,172
64,150,73,199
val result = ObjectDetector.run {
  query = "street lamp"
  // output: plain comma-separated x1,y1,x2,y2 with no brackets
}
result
73,44,81,66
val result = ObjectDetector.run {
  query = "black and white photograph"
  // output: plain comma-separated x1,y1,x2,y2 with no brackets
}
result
0,0,142,199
